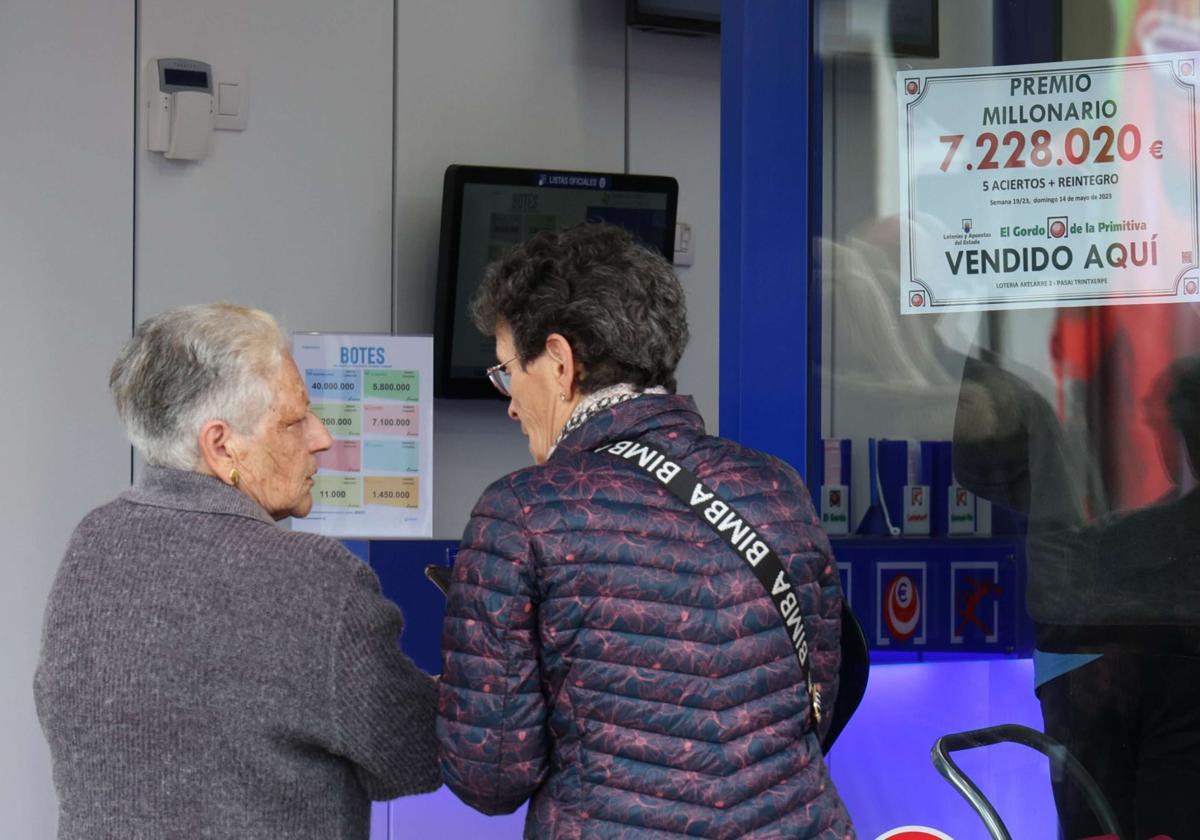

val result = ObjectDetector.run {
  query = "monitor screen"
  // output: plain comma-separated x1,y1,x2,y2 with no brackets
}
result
434,165,679,398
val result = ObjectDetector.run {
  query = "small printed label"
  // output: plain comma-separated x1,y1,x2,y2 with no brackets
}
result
315,440,361,472
364,402,419,436
364,369,419,401
821,484,849,535
312,475,361,507
948,483,977,535
364,476,419,508
903,484,931,535
312,402,361,436
363,440,419,473
304,367,360,401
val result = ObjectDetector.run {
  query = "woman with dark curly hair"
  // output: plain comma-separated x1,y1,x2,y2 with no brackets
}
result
437,223,854,839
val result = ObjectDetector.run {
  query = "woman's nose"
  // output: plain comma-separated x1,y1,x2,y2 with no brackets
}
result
507,401,519,421
309,413,333,452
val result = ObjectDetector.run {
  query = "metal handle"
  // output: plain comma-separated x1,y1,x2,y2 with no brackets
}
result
930,723,1123,840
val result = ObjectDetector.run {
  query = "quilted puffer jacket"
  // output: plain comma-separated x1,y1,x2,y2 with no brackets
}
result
438,395,854,839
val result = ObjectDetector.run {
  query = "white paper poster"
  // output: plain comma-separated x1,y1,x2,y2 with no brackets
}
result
290,333,433,538
898,53,1200,314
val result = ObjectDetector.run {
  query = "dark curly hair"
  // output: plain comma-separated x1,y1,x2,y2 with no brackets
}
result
470,223,689,394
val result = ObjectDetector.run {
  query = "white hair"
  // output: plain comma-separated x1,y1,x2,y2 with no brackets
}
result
109,303,289,469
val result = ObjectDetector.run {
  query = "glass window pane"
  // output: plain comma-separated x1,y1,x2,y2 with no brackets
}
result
815,2,1200,837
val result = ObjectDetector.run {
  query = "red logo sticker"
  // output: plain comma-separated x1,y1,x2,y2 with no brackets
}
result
874,828,954,840
884,574,920,641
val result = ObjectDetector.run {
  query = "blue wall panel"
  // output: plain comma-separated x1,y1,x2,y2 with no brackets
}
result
364,539,457,675
720,0,812,475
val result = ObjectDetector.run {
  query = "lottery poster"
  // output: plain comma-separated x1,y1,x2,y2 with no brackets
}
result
290,333,432,538
898,53,1200,314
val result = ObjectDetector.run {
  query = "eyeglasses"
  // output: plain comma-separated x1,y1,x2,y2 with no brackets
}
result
486,355,518,397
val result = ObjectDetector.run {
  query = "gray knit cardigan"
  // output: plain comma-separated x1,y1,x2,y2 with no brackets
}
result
34,466,440,839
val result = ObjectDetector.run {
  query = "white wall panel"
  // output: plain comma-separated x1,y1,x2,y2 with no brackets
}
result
0,2,135,835
627,27,721,433
392,0,628,538
136,0,395,334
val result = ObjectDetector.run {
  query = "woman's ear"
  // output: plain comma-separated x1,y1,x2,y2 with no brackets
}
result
544,333,578,400
197,420,239,485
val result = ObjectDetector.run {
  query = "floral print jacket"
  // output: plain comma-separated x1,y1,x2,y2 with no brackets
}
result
437,395,854,839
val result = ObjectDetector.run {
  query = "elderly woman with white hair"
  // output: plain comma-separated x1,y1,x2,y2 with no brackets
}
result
35,303,439,840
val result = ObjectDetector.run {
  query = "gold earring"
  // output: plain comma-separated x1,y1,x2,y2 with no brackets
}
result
229,468,240,487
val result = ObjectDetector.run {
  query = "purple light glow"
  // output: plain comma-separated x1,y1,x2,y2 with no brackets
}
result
828,657,1058,838
373,659,1058,838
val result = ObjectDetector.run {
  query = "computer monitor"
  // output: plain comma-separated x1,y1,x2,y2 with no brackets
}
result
434,164,679,398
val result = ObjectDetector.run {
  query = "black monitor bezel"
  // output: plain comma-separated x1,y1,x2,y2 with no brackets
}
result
434,164,679,399
625,0,720,35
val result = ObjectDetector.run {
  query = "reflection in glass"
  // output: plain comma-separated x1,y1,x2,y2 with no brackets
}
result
816,1,1200,835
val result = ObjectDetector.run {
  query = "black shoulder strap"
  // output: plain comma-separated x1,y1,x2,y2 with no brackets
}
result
594,439,822,726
